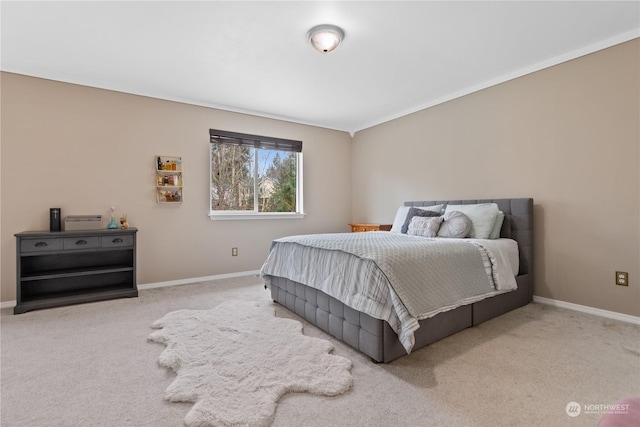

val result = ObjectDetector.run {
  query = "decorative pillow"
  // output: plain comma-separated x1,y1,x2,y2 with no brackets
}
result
407,216,443,238
437,211,472,238
401,207,441,234
390,204,443,233
488,211,505,239
443,203,499,239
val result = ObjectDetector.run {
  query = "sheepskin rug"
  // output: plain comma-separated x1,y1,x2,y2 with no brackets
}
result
148,300,353,427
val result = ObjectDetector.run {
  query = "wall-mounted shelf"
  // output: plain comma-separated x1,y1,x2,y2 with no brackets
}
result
155,155,183,203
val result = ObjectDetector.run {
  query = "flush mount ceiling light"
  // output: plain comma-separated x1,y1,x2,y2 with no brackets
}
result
307,24,345,53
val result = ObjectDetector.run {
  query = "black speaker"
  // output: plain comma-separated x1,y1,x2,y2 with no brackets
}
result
50,208,61,232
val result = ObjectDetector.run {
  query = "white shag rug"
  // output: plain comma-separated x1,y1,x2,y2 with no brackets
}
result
148,300,353,427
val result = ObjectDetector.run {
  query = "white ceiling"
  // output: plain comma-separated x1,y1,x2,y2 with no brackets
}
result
2,1,639,135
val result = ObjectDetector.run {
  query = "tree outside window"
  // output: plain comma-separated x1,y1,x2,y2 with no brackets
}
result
209,130,303,219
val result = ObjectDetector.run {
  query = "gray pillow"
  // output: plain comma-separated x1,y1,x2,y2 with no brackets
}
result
407,216,444,238
437,211,472,238
401,207,441,234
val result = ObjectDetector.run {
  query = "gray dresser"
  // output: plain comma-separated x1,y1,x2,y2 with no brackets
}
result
14,228,138,314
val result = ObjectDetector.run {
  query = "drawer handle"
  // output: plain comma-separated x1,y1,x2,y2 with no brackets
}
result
35,242,48,247
76,240,88,245
112,238,123,243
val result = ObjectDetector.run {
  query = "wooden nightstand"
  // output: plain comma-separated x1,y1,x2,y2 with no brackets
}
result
349,223,393,233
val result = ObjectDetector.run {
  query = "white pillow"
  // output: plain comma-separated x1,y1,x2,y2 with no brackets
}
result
444,203,499,239
407,216,443,238
489,211,505,239
390,204,443,233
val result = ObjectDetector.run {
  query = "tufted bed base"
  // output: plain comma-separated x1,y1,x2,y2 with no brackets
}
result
269,273,530,362
268,198,534,363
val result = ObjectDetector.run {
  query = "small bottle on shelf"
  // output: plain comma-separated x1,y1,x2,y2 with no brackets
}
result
157,157,163,171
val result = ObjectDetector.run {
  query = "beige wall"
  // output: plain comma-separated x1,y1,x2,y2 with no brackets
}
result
0,73,352,301
352,39,640,316
2,40,638,318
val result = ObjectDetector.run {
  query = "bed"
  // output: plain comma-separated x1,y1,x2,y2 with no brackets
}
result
261,198,533,363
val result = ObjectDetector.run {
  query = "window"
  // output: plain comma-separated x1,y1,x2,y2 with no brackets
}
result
209,129,304,220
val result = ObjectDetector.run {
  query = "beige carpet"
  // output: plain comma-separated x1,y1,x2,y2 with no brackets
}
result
1,274,639,427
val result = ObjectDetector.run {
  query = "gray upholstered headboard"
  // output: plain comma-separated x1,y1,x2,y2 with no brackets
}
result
404,198,534,277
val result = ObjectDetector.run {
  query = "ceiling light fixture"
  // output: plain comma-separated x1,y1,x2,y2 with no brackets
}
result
307,24,344,53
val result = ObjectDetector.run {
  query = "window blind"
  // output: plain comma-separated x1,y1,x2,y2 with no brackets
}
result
209,129,302,153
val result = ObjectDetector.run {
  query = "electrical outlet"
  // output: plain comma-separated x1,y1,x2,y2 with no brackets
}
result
615,271,628,286
232,247,238,257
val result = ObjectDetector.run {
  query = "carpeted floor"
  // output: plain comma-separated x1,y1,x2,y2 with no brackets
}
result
1,274,639,427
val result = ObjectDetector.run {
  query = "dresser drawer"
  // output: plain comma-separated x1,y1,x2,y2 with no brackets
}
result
101,235,134,248
63,236,101,250
20,238,63,253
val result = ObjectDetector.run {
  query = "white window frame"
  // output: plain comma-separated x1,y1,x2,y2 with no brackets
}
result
209,130,304,220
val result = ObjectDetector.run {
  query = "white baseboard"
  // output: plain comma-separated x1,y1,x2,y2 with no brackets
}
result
0,270,262,310
1,300,16,309
137,270,262,290
533,295,640,325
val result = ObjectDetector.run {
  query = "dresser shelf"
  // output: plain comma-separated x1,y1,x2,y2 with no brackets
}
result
21,265,134,281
